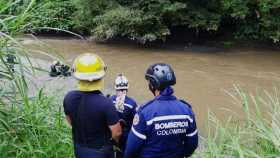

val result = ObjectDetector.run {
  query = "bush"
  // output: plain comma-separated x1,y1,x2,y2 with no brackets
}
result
221,0,280,43
72,0,119,33
0,2,73,157
73,0,280,43
0,91,73,158
28,0,76,32
2,0,280,43
73,0,221,43
1,0,76,33
91,7,169,43
3,0,279,43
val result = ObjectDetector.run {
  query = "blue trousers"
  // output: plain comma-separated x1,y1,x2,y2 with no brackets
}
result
75,144,114,158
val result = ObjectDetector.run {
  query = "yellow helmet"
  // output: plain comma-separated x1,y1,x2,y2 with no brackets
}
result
72,53,107,81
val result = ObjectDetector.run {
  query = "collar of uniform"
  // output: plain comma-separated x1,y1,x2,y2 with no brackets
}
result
156,86,176,100
156,95,177,101
81,90,102,95
160,86,174,96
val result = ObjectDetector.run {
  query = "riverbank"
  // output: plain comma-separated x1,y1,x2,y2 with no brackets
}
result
21,33,280,51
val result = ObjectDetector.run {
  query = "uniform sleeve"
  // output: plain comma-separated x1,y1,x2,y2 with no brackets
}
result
110,95,116,101
105,100,120,126
63,92,73,115
122,98,137,129
129,100,137,122
184,112,198,157
132,100,137,115
124,112,146,158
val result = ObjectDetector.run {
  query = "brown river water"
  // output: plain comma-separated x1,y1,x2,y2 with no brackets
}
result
21,36,280,132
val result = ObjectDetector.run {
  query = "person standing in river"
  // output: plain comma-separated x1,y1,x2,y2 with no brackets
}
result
63,53,122,158
110,74,137,158
124,63,198,158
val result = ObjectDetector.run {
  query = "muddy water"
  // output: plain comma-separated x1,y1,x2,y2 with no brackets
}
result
22,37,280,132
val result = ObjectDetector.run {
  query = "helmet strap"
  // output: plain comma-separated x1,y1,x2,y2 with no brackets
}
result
149,83,156,96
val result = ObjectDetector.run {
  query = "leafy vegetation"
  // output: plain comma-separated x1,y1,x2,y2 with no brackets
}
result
0,1,73,157
28,0,76,32
1,0,76,33
1,0,280,43
73,0,280,43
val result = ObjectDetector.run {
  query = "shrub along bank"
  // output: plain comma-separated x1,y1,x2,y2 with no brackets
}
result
2,0,280,44
0,1,73,157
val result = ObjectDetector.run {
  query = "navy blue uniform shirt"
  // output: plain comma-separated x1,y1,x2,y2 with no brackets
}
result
110,95,137,149
124,87,198,158
63,90,120,149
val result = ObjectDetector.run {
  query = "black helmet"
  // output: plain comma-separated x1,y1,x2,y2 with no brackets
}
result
145,63,176,90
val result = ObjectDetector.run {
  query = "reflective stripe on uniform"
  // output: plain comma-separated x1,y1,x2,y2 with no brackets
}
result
146,115,193,125
131,126,147,140
186,129,198,137
112,101,133,109
124,103,133,109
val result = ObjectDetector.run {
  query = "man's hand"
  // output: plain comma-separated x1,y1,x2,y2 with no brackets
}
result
119,119,127,128
109,122,122,143
66,115,72,126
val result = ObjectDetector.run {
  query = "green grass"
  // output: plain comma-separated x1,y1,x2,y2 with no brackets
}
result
0,1,73,157
0,90,73,158
194,86,280,158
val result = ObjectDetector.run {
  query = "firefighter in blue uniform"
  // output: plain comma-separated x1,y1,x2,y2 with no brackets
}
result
63,53,122,158
110,74,137,158
124,63,198,158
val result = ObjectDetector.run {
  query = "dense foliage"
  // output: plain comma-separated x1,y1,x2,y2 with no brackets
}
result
0,1,73,157
1,0,76,33
73,0,280,43
1,0,280,43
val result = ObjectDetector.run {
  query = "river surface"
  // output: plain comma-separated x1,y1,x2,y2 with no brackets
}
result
22,36,280,131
